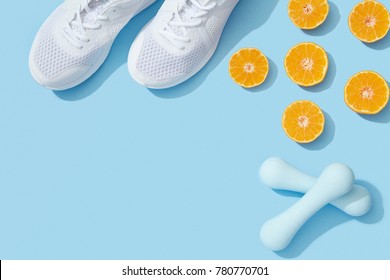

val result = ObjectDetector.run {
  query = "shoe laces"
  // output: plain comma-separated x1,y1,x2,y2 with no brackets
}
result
159,0,217,50
62,0,111,49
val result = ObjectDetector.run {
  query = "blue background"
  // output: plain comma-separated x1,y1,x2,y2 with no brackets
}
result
0,0,389,259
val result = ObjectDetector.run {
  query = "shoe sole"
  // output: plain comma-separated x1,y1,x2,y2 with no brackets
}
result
30,0,157,91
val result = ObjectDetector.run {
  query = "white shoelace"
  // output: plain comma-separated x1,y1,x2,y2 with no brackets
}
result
62,0,111,49
159,0,217,50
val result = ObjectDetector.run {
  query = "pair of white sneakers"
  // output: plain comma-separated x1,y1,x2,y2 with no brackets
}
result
29,0,239,90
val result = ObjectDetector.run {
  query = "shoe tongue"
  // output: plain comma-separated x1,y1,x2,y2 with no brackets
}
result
82,0,111,24
86,0,111,11
169,0,213,37
177,0,210,24
196,0,212,5
70,0,111,31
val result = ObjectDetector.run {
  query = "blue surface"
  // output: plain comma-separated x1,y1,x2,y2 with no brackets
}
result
0,0,389,259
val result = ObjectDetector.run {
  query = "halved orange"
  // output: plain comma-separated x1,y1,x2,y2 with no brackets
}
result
348,0,390,43
229,48,269,88
344,71,389,114
284,42,328,87
282,100,325,143
288,0,329,29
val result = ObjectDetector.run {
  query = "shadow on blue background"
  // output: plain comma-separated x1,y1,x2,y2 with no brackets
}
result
355,180,384,224
300,52,337,93
299,111,335,150
360,91,390,123
271,180,383,258
53,0,164,101
303,1,340,37
245,57,278,93
364,33,390,50
150,0,280,99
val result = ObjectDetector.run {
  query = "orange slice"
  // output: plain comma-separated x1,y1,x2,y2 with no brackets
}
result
284,42,328,87
344,71,389,114
348,0,390,43
288,0,329,29
229,48,269,88
282,100,325,143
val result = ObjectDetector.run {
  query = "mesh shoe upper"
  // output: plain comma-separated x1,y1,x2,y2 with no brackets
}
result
136,28,208,80
33,7,103,79
29,0,157,90
129,0,240,88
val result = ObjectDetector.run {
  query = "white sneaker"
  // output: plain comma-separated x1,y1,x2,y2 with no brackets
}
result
128,0,239,89
29,0,157,90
